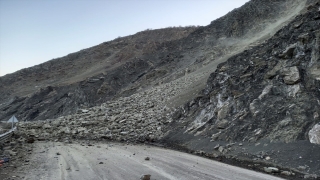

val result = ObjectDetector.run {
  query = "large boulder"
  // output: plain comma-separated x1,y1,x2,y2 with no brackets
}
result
309,123,320,144
281,66,300,85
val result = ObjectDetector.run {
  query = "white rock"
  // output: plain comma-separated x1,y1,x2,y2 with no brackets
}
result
263,167,279,173
309,123,320,144
81,109,89,113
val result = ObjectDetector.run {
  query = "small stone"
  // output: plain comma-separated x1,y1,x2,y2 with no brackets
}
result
263,167,279,173
26,138,35,144
81,109,89,113
304,174,318,179
298,165,307,170
99,162,103,164
214,144,220,150
265,156,271,160
56,152,61,155
281,171,294,176
218,146,224,153
140,174,151,180
145,157,150,161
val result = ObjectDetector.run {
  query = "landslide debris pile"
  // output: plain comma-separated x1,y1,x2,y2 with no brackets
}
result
169,2,320,144
1,0,320,179
16,72,205,142
0,0,306,123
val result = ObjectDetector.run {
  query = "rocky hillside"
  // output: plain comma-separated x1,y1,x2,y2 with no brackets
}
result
0,27,197,98
170,3,320,144
163,1,320,177
0,27,197,121
0,0,307,122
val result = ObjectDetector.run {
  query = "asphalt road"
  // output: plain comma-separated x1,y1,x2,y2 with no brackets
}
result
19,142,284,180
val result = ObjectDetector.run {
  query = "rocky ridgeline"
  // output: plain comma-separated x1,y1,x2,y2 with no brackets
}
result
16,71,205,142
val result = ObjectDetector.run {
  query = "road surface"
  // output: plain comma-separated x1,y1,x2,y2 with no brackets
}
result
18,142,284,180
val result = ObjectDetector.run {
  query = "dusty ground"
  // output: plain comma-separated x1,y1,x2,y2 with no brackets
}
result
1,141,286,180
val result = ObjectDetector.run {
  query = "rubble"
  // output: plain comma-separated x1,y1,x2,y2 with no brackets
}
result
16,72,205,143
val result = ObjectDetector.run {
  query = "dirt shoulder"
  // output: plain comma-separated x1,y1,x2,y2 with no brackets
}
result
161,130,320,180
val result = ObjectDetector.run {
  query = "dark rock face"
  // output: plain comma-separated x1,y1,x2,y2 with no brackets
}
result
170,4,320,144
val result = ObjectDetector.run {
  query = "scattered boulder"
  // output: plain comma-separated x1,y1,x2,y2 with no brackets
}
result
81,109,89,113
218,146,227,154
309,64,320,80
26,138,35,144
280,66,300,85
279,43,296,59
304,174,318,179
281,171,294,176
263,167,279,173
308,123,320,144
298,165,307,171
140,174,151,180
216,119,229,129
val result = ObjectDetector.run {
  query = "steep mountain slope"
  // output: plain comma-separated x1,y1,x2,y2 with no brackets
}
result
0,27,197,121
2,0,320,179
163,1,320,177
0,27,197,99
171,4,320,144
0,0,308,122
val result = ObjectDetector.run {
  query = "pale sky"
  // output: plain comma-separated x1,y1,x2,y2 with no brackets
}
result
0,0,249,76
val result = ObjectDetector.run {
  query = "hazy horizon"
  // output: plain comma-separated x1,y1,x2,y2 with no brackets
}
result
0,0,249,76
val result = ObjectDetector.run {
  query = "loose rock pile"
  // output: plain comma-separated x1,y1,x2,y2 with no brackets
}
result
16,71,205,142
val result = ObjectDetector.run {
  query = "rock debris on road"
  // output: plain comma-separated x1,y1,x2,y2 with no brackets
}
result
16,142,284,180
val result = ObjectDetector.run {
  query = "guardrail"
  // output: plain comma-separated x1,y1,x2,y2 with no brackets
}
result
0,127,16,145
